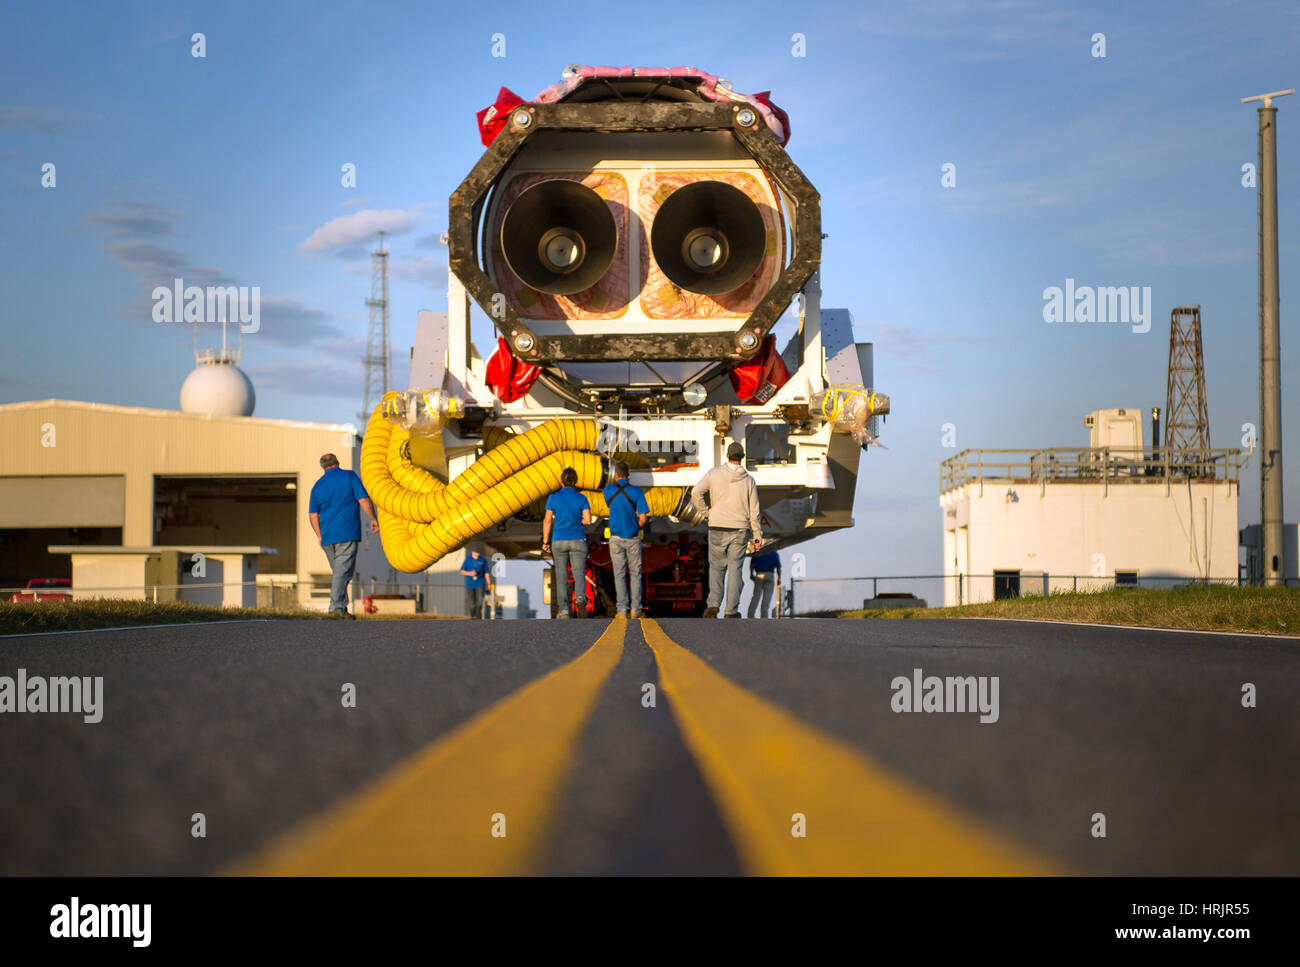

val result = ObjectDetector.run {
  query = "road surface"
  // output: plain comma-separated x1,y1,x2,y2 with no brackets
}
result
1,617,1295,875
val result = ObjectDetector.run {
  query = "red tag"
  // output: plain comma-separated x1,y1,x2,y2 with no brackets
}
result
729,335,790,404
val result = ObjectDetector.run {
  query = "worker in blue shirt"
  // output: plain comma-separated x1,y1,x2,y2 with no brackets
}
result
748,549,781,618
308,453,379,617
603,460,650,617
542,467,592,618
459,543,493,619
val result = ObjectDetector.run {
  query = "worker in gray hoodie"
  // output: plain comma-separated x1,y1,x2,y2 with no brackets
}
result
690,441,764,618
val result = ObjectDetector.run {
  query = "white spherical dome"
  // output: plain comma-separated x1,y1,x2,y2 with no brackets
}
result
180,360,256,416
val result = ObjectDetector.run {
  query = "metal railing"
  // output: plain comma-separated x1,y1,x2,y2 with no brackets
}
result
786,572,1277,616
3,580,314,606
1,577,503,617
940,447,1245,494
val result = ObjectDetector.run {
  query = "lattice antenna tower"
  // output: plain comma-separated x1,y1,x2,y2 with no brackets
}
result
1163,304,1211,474
360,231,391,423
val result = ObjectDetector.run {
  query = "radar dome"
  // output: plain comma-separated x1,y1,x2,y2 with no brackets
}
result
180,354,256,416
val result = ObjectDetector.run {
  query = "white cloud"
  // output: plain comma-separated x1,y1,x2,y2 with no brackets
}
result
299,208,418,254
391,256,446,289
0,105,78,131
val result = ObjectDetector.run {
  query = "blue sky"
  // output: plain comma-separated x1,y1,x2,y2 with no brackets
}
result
2,0,1297,600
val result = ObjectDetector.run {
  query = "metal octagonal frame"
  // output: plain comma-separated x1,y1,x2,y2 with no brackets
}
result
448,98,822,365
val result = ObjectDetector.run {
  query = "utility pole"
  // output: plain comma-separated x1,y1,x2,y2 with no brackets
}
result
360,231,391,424
1242,89,1292,585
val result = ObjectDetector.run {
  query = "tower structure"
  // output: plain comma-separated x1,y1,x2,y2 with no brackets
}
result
360,231,391,423
1164,305,1211,476
1242,88,1292,585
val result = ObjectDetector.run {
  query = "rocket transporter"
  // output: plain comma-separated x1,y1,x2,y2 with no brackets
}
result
360,66,888,617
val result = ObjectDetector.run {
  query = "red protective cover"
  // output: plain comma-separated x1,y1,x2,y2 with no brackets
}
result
476,87,526,146
729,335,790,404
752,92,791,145
485,336,542,403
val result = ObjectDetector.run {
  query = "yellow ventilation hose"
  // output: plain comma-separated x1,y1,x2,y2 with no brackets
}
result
360,395,687,572
480,424,515,451
582,487,682,518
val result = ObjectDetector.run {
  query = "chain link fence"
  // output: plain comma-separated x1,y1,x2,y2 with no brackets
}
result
2,578,480,616
787,573,1270,616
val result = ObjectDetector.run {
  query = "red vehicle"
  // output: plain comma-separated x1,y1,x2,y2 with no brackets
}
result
10,578,73,603
551,535,710,618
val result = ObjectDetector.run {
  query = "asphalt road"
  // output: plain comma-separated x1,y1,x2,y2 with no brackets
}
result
0,616,1295,875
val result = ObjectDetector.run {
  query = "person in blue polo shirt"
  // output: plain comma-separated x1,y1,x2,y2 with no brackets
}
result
603,460,650,617
459,543,493,619
542,467,591,618
308,453,379,617
748,549,781,618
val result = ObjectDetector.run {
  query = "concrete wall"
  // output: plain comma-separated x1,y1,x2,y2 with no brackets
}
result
940,477,1239,605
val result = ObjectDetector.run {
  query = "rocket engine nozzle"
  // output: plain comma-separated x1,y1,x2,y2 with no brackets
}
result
650,181,766,295
500,180,617,295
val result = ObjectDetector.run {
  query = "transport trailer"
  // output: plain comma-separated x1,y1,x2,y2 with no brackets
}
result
359,66,888,616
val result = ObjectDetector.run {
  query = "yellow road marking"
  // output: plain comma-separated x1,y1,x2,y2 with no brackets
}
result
230,618,626,875
641,619,1056,875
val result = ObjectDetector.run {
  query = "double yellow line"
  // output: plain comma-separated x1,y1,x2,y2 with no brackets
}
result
641,619,1052,875
232,618,626,875
234,618,1052,875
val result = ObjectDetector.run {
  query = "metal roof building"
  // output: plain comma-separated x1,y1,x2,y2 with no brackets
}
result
0,399,363,607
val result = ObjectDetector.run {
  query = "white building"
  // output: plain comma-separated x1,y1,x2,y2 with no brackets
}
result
492,585,534,620
939,409,1242,605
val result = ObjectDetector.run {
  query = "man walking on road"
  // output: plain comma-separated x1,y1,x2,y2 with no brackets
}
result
460,543,493,619
543,467,592,618
309,453,379,617
691,442,763,619
748,548,781,618
603,460,650,617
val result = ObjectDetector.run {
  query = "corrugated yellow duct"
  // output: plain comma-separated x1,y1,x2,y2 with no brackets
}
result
481,424,515,451
582,487,682,519
611,449,650,469
361,395,686,572
378,450,605,572
363,405,600,523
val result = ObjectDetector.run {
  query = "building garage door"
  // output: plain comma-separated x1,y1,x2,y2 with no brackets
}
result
0,476,125,528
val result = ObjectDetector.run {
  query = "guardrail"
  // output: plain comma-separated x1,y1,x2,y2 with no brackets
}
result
940,447,1245,494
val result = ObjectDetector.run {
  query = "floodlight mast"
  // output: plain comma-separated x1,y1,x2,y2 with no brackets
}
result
1240,89,1295,108
1242,89,1292,585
